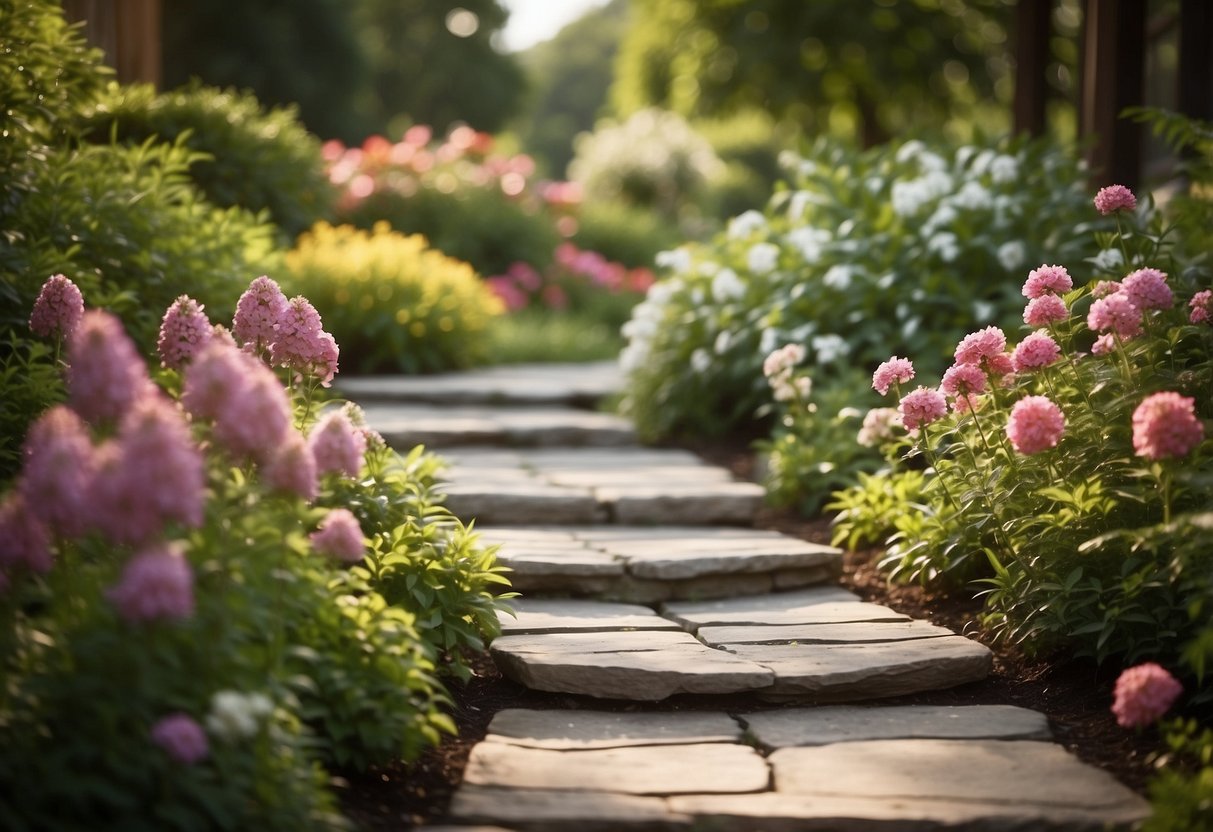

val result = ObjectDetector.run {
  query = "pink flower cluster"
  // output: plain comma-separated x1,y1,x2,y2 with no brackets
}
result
310,509,365,562
1087,292,1143,340
953,327,1012,376
232,277,340,385
29,274,84,339
1191,290,1212,324
1011,331,1061,372
1023,294,1068,328
0,493,53,578
67,310,152,425
899,387,948,432
151,713,209,764
107,544,195,623
1121,268,1173,311
1094,184,1137,215
20,406,96,538
183,340,292,462
1006,395,1065,454
1022,264,1072,299
308,409,367,478
157,295,213,370
233,276,289,352
1131,392,1204,461
486,245,654,314
1111,662,1182,728
1087,269,1173,352
872,356,915,396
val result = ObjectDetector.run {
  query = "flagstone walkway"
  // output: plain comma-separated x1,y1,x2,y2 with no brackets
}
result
342,362,1150,831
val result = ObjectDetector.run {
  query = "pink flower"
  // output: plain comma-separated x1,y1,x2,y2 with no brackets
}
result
1022,264,1073,299
1091,333,1116,355
310,509,365,562
952,393,985,414
233,276,289,352
151,714,209,764
1121,268,1173,311
183,341,291,462
157,295,213,370
308,410,367,478
856,407,901,447
764,344,805,379
1023,295,1068,328
210,324,238,348
486,276,528,311
67,310,152,426
985,352,1015,380
29,274,84,339
1091,280,1122,299
270,296,339,383
898,387,948,432
1112,663,1183,728
1087,293,1143,339
1006,396,1065,454
940,363,987,398
954,327,1007,367
1011,332,1062,372
0,493,53,575
1190,290,1212,324
1094,184,1137,215
872,357,915,396
1132,392,1204,461
87,396,207,545
107,544,195,623
263,430,317,501
20,406,97,538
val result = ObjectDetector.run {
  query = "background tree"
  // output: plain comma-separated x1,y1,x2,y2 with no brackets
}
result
611,0,1017,146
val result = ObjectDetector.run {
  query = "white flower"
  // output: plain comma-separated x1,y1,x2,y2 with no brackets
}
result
922,203,958,236
953,181,992,210
655,247,692,274
711,268,745,301
728,210,767,239
902,317,921,338
787,190,812,221
646,278,681,305
916,151,947,173
810,334,849,364
891,180,929,217
619,343,648,374
989,154,1018,184
746,243,780,275
713,330,733,355
972,300,996,322
785,227,830,263
759,328,780,355
690,348,711,374
927,232,959,262
206,690,272,742
970,149,995,176
822,264,854,290
997,240,1026,271
895,140,925,163
1092,248,1125,271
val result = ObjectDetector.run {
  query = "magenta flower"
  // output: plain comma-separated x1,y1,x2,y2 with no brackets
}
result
270,296,339,383
985,352,1015,380
20,406,97,538
940,363,987,398
1087,293,1143,339
953,326,1007,367
1091,334,1116,355
263,430,318,501
29,274,84,339
310,509,365,562
872,356,915,396
1023,294,1068,328
233,275,289,352
1092,280,1122,299
1094,184,1137,215
183,341,291,462
0,493,53,576
1190,290,1212,325
157,295,213,370
1022,264,1073,299
1006,396,1065,454
1121,268,1173,311
1112,663,1183,728
67,310,152,426
107,544,195,623
151,714,209,764
308,410,367,478
1011,332,1062,372
898,386,948,432
1132,392,1204,461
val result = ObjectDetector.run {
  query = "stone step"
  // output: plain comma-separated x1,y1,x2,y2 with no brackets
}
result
441,449,766,526
338,361,621,408
488,590,992,702
478,527,842,602
361,403,636,449
442,707,1149,831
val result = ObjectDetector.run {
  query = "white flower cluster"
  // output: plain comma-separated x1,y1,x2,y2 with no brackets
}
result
763,343,810,402
205,690,274,742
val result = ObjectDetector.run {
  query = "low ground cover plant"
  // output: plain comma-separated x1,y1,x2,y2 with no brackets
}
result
0,275,509,829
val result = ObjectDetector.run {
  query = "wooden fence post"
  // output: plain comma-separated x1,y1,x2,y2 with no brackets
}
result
1079,0,1146,188
1013,0,1053,137
61,0,161,88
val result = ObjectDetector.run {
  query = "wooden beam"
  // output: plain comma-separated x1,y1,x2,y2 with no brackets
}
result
1179,0,1213,123
61,0,161,87
1013,0,1053,136
1080,0,1146,188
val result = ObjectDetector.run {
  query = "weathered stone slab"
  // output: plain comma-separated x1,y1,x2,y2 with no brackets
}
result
771,740,1150,815
484,709,743,749
728,637,992,701
496,599,681,634
495,546,624,579
441,485,607,525
698,620,954,646
545,468,736,488
742,704,1052,748
339,361,622,407
524,448,707,470
616,540,840,581
449,786,690,831
490,630,775,699
573,527,786,543
669,792,1147,832
463,742,769,795
602,484,765,525
662,588,870,630
363,403,635,448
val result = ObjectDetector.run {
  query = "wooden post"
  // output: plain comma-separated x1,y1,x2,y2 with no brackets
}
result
1013,0,1052,136
61,0,161,87
1178,0,1213,123
1079,0,1146,188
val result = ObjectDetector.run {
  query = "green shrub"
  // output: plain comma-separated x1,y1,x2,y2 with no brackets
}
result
696,108,797,220
284,222,503,374
620,135,1107,440
78,82,334,241
571,201,682,268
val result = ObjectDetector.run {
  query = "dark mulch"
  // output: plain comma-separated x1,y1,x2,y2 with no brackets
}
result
336,440,1161,830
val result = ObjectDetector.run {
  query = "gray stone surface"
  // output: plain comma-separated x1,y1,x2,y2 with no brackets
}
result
730,637,993,701
449,786,689,832
463,741,769,795
742,704,1052,748
698,620,954,646
603,484,765,525
441,485,607,525
662,588,880,629
490,630,775,699
363,403,635,449
484,709,743,750
338,361,622,407
610,537,839,581
496,599,681,634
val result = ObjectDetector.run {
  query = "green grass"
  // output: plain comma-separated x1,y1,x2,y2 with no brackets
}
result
485,309,624,364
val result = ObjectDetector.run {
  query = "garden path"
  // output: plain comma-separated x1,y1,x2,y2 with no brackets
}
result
344,362,1150,831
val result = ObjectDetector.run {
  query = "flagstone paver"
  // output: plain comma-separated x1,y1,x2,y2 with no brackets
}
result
338,361,622,407
484,709,743,750
362,403,636,449
497,598,683,634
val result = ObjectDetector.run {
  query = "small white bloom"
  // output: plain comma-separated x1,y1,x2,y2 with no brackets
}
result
206,690,270,742
953,181,992,210
997,240,1026,272
972,300,995,322
655,247,693,274
989,154,1018,184
970,149,994,176
711,268,745,301
916,151,947,173
902,317,921,339
690,348,711,374
746,243,780,275
922,203,958,236
1092,248,1125,272
785,227,830,263
714,330,733,355
696,260,721,276
787,190,812,221
895,140,925,163
822,264,854,290
759,328,779,355
728,210,767,239
927,232,959,262
810,334,849,364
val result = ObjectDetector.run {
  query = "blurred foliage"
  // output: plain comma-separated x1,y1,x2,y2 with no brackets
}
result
571,201,682,268
696,108,800,218
513,0,628,178
162,0,525,143
283,222,502,374
77,82,334,241
611,0,1018,145
485,308,626,364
